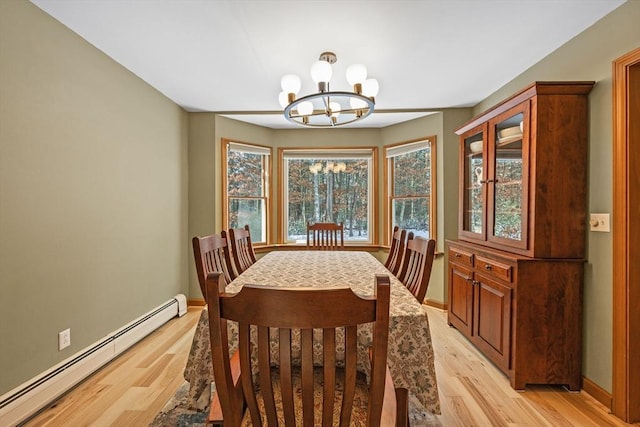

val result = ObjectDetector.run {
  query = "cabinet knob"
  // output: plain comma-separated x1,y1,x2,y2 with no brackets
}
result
455,253,461,258
485,264,492,270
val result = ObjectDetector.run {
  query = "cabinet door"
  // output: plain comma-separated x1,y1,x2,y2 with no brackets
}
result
487,102,530,250
448,262,474,336
459,124,487,242
473,272,512,373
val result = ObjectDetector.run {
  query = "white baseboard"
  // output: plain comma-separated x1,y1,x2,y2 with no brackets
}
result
0,294,185,426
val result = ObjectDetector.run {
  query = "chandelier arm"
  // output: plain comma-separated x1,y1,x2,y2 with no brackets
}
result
322,94,330,113
339,107,372,115
287,110,332,119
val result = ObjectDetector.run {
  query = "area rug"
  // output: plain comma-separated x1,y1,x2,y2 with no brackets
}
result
149,381,441,426
149,382,207,427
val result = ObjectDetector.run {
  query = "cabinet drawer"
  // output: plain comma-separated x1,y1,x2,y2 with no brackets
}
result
475,255,512,282
449,247,474,267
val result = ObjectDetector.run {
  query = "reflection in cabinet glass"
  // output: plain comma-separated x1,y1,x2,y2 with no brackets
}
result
462,128,486,238
492,112,524,241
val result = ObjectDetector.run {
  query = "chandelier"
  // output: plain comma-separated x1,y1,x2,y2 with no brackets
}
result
279,52,379,128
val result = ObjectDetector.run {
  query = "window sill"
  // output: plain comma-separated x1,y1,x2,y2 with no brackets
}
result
254,244,385,253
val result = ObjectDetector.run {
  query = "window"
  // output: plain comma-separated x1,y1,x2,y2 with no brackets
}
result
222,139,270,244
280,148,376,244
385,138,436,241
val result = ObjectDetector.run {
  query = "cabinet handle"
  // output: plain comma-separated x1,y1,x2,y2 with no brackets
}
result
455,253,461,258
485,264,492,270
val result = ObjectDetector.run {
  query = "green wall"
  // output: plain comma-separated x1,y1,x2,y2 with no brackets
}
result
187,114,273,299
0,0,189,394
475,0,639,392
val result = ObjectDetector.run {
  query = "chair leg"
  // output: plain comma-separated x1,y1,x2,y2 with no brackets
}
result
395,387,409,427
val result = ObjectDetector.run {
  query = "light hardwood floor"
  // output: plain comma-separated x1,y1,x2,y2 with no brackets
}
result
24,306,639,426
23,307,202,427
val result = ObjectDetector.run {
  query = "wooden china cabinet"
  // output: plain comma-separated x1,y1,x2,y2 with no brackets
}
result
447,81,594,390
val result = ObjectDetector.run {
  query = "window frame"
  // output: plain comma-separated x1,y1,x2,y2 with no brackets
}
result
384,136,437,245
222,138,272,245
278,147,378,245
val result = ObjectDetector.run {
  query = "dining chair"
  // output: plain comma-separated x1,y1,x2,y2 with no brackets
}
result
228,224,257,275
191,233,236,298
204,271,397,426
384,225,407,276
306,221,345,250
397,234,436,304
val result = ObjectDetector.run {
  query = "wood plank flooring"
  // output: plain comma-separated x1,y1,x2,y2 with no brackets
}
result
428,307,638,427
23,306,639,426
23,307,202,427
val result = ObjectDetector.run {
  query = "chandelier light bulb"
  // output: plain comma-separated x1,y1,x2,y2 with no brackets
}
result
346,64,367,85
326,161,334,170
278,91,289,108
309,162,322,174
281,74,301,95
310,60,332,84
297,100,314,116
362,78,380,97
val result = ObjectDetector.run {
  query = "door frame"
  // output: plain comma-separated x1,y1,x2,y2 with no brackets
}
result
612,47,640,423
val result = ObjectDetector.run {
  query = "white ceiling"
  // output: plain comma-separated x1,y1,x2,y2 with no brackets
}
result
31,0,625,129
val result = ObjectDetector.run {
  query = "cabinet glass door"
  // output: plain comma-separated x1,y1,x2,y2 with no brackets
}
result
489,108,527,246
461,126,486,239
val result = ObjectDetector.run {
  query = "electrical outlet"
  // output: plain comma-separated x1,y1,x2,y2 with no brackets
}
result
589,213,611,232
58,328,71,351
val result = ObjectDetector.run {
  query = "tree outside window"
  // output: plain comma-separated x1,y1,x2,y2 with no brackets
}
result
385,138,436,241
223,140,270,243
281,149,375,244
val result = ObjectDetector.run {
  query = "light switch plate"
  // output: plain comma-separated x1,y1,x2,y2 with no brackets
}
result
589,213,610,232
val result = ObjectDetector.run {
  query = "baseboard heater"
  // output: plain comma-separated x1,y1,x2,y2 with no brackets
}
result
0,294,187,427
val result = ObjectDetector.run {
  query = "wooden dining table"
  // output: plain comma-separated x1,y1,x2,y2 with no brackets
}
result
183,250,441,415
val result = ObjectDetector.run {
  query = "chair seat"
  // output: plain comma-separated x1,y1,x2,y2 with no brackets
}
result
240,366,371,427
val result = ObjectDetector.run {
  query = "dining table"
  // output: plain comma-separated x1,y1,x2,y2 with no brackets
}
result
183,250,441,415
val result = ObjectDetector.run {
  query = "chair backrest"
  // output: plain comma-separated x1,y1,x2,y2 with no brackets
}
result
192,233,236,298
397,234,436,304
204,272,392,427
384,226,407,276
306,221,345,250
228,224,257,275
